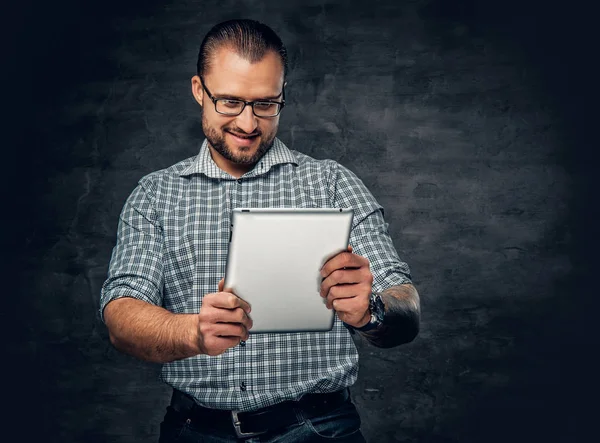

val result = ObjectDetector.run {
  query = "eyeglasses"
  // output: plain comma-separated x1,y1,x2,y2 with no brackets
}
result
200,76,285,118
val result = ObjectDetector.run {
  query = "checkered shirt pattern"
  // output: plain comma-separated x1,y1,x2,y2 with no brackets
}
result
100,137,412,412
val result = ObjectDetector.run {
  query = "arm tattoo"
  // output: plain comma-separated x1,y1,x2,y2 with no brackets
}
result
359,284,421,348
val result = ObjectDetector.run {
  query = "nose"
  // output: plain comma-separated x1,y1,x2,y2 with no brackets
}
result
235,104,258,134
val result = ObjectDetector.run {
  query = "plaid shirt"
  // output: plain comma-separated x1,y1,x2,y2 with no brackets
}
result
100,138,411,412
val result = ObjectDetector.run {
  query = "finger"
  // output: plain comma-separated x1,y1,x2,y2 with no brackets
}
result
330,296,368,318
215,307,254,331
331,297,352,312
211,292,252,314
332,298,340,311
326,293,358,307
324,285,358,309
320,250,347,279
212,322,249,339
321,251,364,279
218,278,224,292
320,269,362,298
327,282,372,309
201,308,253,340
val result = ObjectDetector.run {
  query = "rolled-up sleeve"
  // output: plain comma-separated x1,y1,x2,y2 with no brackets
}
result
99,180,164,322
330,163,412,292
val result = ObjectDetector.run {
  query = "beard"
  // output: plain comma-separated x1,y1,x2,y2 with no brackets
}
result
202,115,276,166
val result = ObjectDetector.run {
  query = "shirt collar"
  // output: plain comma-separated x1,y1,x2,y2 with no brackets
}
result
179,137,298,179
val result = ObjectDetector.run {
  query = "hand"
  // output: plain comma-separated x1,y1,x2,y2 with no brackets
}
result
196,279,253,356
320,245,373,328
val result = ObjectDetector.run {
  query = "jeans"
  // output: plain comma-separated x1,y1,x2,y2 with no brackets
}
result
158,395,367,443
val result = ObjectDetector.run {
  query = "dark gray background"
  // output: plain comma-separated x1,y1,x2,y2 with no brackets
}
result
3,0,596,442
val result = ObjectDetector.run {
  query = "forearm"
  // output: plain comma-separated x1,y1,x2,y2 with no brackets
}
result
103,297,201,363
360,284,420,348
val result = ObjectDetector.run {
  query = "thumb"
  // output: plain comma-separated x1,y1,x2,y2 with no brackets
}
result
347,244,353,253
218,278,224,292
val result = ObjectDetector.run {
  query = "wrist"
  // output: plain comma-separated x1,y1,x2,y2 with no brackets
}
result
355,310,372,328
177,313,203,356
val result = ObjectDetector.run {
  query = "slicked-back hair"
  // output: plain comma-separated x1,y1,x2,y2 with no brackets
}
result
196,19,288,79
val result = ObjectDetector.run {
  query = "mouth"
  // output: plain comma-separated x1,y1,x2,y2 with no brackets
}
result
226,130,259,146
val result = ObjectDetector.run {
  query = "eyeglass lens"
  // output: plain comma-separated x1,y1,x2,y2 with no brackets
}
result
215,99,280,117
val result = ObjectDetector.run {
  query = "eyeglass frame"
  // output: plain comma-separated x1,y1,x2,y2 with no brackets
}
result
199,75,286,118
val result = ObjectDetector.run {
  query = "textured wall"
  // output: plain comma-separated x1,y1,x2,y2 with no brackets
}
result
4,0,595,442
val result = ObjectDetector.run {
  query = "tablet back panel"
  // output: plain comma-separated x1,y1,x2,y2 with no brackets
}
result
224,208,354,333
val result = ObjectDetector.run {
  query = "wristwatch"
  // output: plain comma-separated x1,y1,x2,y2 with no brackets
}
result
345,293,385,332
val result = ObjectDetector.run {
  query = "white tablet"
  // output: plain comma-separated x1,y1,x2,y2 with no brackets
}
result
223,207,354,333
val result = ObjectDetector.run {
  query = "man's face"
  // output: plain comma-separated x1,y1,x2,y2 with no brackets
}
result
191,46,285,175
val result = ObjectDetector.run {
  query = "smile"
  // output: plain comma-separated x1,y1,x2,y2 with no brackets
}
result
227,131,259,145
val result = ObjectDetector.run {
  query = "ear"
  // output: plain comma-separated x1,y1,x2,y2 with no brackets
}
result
191,75,204,107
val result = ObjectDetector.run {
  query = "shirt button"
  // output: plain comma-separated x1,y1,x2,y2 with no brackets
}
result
240,340,246,347
240,382,247,391
237,179,242,184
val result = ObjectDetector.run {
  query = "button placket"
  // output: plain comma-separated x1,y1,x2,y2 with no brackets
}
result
236,318,248,394
230,177,247,397
230,178,241,211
